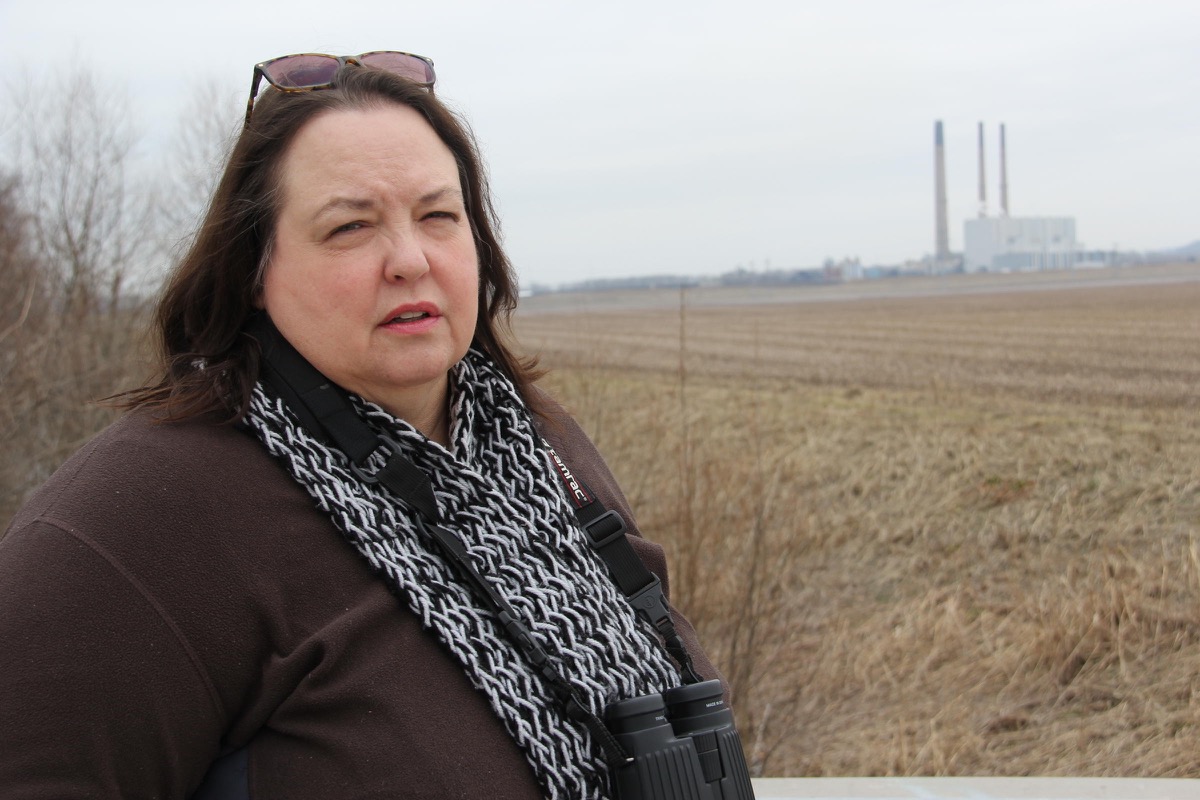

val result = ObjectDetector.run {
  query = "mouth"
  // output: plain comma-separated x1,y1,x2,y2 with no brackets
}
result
380,303,441,330
388,310,430,323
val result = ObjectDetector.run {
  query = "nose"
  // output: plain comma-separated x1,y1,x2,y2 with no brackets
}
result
382,228,431,283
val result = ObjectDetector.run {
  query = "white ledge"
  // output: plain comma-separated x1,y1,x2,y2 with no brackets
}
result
751,777,1198,799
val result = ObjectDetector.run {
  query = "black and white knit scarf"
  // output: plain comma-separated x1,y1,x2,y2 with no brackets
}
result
244,348,681,799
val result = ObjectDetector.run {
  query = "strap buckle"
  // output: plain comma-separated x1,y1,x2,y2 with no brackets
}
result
582,510,627,549
627,575,672,632
347,435,403,485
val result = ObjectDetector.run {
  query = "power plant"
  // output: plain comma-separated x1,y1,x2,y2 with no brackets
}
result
999,123,1009,217
934,120,1084,273
976,122,987,218
933,121,950,265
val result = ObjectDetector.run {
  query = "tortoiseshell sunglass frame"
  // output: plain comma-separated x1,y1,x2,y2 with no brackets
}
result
244,50,436,125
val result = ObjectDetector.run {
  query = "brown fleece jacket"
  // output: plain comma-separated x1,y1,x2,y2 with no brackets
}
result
0,399,718,799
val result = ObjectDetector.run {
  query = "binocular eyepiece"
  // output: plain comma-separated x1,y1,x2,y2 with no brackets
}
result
604,679,755,800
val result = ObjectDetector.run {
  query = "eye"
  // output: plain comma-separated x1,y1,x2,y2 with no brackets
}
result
330,221,366,236
422,210,458,222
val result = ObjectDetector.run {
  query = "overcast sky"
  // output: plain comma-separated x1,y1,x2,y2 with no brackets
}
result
2,0,1197,288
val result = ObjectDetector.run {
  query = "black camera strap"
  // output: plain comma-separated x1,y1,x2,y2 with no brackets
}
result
413,513,632,768
251,316,439,522
543,444,704,686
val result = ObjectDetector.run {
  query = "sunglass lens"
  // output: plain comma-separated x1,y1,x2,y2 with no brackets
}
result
262,55,341,89
360,52,435,85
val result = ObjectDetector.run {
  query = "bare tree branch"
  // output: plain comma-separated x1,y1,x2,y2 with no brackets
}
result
4,69,152,315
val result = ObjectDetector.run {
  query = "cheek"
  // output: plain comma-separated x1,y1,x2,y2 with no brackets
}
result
261,260,332,330
258,262,281,314
446,240,481,312
252,264,271,311
465,260,483,326
251,252,273,310
263,247,357,313
259,233,303,316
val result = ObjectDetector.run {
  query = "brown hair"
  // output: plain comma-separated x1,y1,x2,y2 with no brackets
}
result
120,65,539,420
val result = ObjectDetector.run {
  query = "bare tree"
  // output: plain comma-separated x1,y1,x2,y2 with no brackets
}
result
0,70,155,527
0,174,45,346
156,79,241,250
0,69,247,528
9,71,151,313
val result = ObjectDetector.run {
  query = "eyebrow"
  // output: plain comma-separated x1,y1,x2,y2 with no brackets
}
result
416,187,465,207
311,187,465,223
312,196,375,222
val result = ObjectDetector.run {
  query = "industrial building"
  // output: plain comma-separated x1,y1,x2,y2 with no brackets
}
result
962,216,1077,272
934,120,1082,273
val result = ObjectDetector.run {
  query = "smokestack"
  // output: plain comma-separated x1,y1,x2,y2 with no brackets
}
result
934,121,949,261
977,121,987,218
999,123,1009,217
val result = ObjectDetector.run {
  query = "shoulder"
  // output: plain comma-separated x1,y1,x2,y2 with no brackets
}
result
530,388,634,519
9,409,306,540
529,385,670,563
0,411,379,797
531,389,614,492
3,409,331,632
528,386,724,684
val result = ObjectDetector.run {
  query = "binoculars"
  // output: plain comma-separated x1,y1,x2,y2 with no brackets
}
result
605,679,755,800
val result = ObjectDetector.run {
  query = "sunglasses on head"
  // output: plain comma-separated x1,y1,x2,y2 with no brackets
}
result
245,51,436,124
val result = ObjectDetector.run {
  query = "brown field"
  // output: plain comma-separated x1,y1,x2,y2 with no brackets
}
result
514,265,1200,777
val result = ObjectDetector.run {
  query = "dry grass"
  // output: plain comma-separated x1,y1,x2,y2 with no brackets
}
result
0,305,152,523
0,177,152,524
0,150,154,525
515,266,1200,777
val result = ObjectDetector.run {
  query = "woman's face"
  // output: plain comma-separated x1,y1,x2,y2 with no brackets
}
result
260,103,479,425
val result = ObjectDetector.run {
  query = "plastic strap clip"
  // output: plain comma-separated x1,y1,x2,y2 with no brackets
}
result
582,510,627,549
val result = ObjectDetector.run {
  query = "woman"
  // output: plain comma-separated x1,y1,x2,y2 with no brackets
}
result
0,54,734,799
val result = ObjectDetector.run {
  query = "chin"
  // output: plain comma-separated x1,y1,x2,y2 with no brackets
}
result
379,362,457,396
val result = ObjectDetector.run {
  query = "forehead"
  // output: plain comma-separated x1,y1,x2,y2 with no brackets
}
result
276,103,460,204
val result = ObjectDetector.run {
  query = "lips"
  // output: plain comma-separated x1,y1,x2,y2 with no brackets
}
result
380,302,441,331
